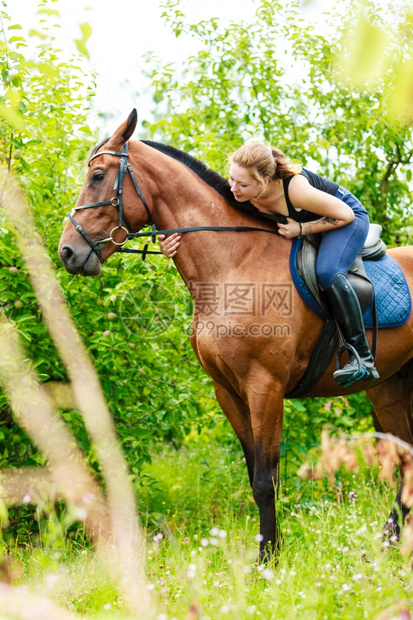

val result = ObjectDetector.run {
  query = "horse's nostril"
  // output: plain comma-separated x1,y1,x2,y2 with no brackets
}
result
60,245,74,262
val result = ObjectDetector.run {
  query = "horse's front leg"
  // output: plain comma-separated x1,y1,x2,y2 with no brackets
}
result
214,382,255,486
248,381,285,561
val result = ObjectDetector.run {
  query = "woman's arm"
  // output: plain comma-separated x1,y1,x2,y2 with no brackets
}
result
277,175,355,239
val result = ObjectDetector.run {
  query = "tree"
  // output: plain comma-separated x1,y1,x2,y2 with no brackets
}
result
144,0,413,245
0,1,220,497
0,0,97,472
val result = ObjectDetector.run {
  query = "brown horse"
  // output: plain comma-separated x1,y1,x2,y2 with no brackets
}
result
59,109,413,559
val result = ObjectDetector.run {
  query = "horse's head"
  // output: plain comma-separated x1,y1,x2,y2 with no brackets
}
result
59,109,149,275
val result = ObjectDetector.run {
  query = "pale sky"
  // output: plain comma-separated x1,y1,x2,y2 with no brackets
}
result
14,0,331,131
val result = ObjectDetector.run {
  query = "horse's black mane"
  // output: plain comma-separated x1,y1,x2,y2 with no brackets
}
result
90,138,285,226
142,139,234,199
142,140,286,226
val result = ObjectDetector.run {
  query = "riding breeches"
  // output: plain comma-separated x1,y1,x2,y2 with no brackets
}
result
315,188,370,291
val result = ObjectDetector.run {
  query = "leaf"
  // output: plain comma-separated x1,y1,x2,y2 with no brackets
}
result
37,8,60,16
79,125,93,135
28,29,48,40
0,499,8,524
74,22,92,60
0,103,23,131
385,56,413,120
37,62,59,81
337,3,390,90
8,36,26,44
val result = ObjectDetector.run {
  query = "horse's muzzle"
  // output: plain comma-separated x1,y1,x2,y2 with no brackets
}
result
59,244,102,276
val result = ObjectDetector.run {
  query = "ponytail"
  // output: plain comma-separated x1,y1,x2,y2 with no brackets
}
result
268,146,302,180
229,143,301,186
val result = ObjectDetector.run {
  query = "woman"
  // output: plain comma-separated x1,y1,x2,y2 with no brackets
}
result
159,143,380,388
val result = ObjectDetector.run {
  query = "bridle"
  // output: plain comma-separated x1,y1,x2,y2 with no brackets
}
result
66,142,153,263
66,142,287,262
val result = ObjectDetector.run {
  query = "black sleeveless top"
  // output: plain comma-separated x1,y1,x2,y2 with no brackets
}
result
282,168,339,223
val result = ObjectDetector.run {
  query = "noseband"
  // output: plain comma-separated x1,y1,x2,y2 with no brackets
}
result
66,142,152,263
66,142,288,263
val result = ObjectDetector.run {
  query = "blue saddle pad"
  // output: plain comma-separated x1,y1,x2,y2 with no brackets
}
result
290,238,411,329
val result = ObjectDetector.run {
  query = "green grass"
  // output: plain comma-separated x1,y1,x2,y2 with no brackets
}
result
1,429,413,619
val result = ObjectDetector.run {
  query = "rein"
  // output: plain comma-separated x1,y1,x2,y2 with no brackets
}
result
67,142,286,262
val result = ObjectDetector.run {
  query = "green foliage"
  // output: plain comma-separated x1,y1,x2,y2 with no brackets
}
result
0,0,405,551
124,435,413,618
56,257,221,477
281,392,374,491
0,0,98,471
0,1,221,487
4,434,412,619
145,0,413,245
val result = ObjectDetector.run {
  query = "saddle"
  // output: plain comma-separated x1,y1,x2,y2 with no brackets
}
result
297,223,386,314
286,223,386,399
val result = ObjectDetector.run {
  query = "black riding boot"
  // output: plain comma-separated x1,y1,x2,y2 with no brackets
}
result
324,273,380,387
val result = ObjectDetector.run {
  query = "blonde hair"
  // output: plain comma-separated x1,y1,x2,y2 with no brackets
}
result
229,143,302,192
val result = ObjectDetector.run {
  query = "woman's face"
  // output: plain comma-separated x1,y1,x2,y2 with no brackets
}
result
228,163,262,202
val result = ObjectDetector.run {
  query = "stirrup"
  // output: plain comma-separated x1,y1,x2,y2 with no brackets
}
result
334,343,363,386
334,343,379,387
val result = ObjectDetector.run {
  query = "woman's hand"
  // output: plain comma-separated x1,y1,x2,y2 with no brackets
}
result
158,233,181,257
277,218,302,239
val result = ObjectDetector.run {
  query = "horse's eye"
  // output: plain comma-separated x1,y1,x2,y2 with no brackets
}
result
92,171,105,183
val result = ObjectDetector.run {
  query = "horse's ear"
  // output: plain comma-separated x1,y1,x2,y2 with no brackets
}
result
123,109,138,141
107,109,138,149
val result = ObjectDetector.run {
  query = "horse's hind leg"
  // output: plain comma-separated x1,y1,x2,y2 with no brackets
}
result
366,362,413,536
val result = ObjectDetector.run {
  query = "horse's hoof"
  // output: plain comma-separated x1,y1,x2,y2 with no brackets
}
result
382,519,400,541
